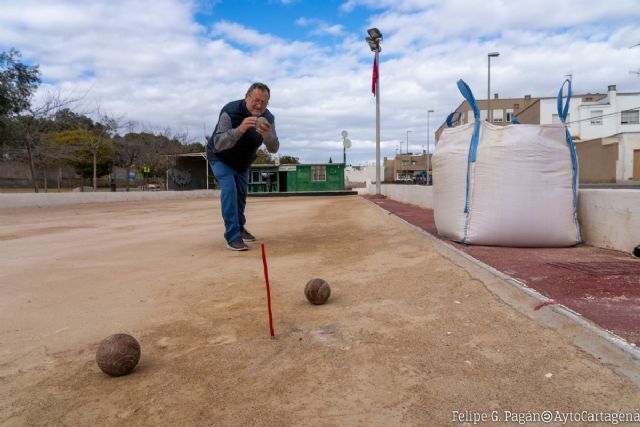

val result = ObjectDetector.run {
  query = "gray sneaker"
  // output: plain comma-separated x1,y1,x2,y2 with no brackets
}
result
227,238,248,251
241,229,256,242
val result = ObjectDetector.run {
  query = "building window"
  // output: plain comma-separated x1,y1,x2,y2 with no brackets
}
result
590,110,603,125
311,165,326,181
621,110,639,125
251,171,261,183
506,109,514,122
493,109,504,122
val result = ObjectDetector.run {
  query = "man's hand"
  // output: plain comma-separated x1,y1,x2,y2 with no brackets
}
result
238,116,257,134
256,117,272,139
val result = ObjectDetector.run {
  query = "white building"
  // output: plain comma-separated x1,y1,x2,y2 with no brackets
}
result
539,85,640,182
540,85,640,140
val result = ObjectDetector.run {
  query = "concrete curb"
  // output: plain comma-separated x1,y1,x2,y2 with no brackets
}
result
364,197,640,388
0,190,219,209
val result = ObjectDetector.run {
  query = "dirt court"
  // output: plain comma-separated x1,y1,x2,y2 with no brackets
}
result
1,195,639,426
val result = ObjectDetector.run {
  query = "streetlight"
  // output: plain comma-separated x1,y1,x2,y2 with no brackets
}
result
487,52,499,122
427,109,434,185
341,130,351,165
366,27,383,194
406,130,412,154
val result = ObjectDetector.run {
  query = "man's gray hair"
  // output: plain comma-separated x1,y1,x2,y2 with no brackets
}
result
246,82,270,97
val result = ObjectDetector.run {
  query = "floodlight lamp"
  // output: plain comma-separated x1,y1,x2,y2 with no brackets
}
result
366,37,379,51
367,28,383,40
488,52,500,57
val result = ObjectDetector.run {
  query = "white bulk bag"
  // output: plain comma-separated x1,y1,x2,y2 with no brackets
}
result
433,79,582,247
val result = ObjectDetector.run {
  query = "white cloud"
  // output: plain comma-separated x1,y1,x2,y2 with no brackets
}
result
295,17,344,37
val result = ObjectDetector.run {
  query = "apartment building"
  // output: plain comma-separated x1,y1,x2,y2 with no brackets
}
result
384,152,430,182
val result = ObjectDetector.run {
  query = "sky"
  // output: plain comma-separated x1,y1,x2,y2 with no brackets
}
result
1,0,640,165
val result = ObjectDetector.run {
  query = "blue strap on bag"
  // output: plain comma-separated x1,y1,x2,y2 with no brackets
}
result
456,80,481,165
557,79,583,244
455,79,481,243
446,111,463,127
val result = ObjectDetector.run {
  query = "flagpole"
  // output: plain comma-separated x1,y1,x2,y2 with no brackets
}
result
374,50,381,195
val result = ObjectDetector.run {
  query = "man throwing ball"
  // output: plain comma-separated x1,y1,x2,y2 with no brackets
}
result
208,82,279,251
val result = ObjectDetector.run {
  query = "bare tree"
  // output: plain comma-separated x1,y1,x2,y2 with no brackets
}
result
113,127,147,192
20,89,80,192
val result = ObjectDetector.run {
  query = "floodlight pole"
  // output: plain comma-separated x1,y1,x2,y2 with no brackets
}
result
374,47,381,194
367,28,383,195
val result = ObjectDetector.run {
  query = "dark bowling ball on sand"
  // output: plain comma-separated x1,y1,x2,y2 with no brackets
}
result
96,333,141,376
305,278,331,305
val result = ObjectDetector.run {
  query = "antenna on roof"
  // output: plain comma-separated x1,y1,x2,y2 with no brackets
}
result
630,43,640,77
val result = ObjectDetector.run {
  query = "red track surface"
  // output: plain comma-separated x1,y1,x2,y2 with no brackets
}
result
363,194,640,347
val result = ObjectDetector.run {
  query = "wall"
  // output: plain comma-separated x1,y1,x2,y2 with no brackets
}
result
575,139,618,183
578,189,640,253
0,189,217,209
364,183,639,254
345,165,384,186
367,182,433,209
620,133,640,181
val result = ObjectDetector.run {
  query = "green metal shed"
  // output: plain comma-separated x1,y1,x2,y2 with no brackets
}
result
249,163,345,193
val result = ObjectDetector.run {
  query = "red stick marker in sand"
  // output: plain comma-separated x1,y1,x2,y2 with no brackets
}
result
261,242,275,337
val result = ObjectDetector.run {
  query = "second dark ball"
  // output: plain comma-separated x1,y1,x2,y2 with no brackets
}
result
304,278,331,305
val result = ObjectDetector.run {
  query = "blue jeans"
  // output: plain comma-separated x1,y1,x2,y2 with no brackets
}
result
210,161,248,243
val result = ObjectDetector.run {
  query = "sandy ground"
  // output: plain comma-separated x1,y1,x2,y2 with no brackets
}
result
0,195,638,426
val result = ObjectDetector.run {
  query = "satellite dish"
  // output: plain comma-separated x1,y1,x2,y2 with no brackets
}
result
343,138,352,149
341,130,348,138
